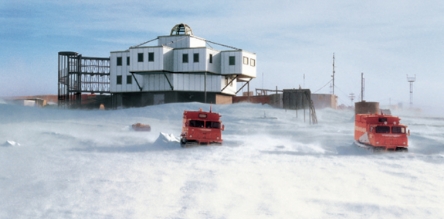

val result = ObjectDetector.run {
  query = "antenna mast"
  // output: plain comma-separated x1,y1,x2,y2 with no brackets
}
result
361,73,365,101
303,74,305,88
406,74,416,108
332,53,335,95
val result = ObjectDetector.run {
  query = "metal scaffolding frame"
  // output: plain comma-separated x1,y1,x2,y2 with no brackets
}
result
58,52,110,108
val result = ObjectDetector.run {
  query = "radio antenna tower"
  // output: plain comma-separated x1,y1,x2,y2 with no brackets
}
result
406,74,416,107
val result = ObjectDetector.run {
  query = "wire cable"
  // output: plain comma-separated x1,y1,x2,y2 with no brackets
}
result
314,79,332,93
131,37,159,48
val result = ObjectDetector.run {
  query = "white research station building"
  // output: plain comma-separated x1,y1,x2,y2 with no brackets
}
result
58,23,257,108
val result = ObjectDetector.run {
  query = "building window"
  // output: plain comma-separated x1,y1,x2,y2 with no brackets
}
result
193,53,199,63
225,76,234,87
209,54,213,63
148,52,154,62
138,53,143,62
229,56,235,65
250,58,256,67
127,75,132,84
117,75,122,85
127,57,130,66
183,54,188,63
243,56,249,65
117,57,122,66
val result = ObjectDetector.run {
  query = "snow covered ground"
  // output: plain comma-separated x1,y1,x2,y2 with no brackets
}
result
1,100,443,218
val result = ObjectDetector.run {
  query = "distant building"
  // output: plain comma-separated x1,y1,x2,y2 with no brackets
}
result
311,93,337,109
58,23,257,108
6,96,58,107
23,98,46,107
233,89,337,110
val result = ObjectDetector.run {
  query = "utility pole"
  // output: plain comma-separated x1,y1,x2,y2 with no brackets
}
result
406,74,416,108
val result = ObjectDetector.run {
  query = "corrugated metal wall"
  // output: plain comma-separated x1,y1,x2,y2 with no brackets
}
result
158,36,206,48
283,89,312,110
108,34,255,101
129,47,164,72
110,51,143,93
174,74,220,92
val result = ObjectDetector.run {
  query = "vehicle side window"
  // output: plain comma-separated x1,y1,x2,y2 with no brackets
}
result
206,121,220,129
392,126,405,134
375,126,390,133
189,120,204,127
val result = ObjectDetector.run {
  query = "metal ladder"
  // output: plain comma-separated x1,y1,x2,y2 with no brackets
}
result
305,92,318,124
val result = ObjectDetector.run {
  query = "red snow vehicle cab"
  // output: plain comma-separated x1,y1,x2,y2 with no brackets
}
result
131,123,151,131
180,107,224,147
354,113,409,151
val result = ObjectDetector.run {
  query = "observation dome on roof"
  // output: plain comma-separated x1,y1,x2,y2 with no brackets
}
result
170,23,193,36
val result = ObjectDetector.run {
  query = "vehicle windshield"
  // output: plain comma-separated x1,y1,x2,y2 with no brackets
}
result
189,120,220,129
189,120,204,127
206,121,221,129
375,126,390,133
392,126,406,134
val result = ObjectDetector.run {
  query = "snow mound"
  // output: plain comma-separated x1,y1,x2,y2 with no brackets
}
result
154,132,180,145
2,140,20,147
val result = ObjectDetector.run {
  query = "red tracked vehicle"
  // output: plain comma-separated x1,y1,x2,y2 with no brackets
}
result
180,107,224,147
131,123,151,131
354,113,409,151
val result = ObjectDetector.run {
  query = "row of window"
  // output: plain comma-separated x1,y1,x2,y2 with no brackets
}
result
189,120,221,129
243,56,256,66
182,53,200,63
372,126,406,134
117,53,256,67
117,74,236,86
116,57,130,66
116,75,132,85
229,56,256,66
182,54,256,66
117,75,237,87
116,53,155,66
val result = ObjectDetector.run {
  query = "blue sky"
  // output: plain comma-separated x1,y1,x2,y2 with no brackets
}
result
1,0,443,109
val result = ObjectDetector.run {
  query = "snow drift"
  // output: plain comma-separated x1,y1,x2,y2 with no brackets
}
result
1,101,443,218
